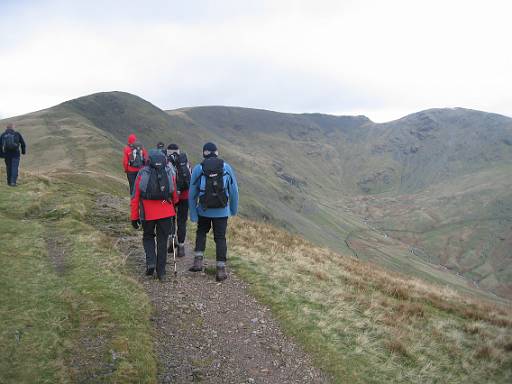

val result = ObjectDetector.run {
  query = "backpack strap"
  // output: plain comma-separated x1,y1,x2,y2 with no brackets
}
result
137,167,151,195
165,165,175,195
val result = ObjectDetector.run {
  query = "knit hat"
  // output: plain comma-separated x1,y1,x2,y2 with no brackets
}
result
203,142,218,158
203,142,217,152
156,142,165,149
167,143,179,150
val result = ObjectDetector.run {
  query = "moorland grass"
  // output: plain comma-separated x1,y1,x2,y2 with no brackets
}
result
0,174,156,383
228,217,512,383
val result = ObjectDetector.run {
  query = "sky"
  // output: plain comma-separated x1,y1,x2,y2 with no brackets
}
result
0,0,511,122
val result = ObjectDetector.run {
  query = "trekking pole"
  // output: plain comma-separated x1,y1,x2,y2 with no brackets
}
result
173,216,177,278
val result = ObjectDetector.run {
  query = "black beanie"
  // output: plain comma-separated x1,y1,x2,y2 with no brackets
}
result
167,143,179,150
203,142,217,152
203,142,218,158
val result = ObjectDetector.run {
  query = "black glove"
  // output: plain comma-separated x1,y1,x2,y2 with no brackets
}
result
131,219,141,229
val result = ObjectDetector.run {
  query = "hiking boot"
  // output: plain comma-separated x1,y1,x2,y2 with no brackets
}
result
215,263,228,282
167,242,174,254
189,254,203,272
177,244,185,258
145,267,155,276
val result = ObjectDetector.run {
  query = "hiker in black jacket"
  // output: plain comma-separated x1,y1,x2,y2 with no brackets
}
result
0,123,26,187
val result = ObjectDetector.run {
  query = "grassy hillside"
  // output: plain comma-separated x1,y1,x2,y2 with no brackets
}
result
169,105,512,300
2,91,511,301
2,166,510,383
1,90,512,381
228,218,512,383
0,169,156,383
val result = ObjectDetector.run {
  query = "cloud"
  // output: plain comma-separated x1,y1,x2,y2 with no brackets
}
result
0,0,511,122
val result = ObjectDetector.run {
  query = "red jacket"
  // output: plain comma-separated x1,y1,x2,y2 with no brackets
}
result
123,134,148,173
178,189,189,201
131,172,179,221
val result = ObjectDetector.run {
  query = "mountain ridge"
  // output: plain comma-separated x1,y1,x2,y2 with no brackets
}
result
2,91,511,301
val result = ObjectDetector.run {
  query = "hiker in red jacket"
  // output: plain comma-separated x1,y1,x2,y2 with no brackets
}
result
131,149,179,282
123,134,148,195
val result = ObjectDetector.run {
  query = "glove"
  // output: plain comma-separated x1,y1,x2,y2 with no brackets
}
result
131,219,141,229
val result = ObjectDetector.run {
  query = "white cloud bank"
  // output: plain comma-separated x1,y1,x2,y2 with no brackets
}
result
0,0,511,122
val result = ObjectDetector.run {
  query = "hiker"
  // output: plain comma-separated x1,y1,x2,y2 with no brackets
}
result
188,142,239,281
0,123,26,187
123,134,147,195
130,149,179,282
166,143,192,257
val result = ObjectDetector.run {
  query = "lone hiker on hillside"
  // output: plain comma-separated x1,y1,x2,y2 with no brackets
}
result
166,143,192,257
123,134,147,195
188,142,239,282
0,123,26,187
131,149,179,282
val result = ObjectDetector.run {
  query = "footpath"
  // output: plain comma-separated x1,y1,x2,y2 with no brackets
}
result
118,233,329,384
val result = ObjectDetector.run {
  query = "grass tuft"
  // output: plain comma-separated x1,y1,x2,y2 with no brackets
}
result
385,338,411,359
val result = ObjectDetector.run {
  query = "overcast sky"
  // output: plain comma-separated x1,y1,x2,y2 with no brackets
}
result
0,0,511,122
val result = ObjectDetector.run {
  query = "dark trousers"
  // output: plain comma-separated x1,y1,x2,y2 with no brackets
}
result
5,157,20,185
127,172,138,195
176,199,189,244
142,217,173,277
194,216,228,262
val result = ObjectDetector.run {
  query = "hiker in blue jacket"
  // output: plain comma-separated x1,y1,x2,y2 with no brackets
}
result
188,142,239,281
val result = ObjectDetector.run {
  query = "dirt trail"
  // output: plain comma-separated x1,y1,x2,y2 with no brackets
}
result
94,193,329,383
120,234,329,384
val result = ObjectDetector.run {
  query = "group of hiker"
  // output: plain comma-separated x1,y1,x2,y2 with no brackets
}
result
0,123,26,187
123,134,239,283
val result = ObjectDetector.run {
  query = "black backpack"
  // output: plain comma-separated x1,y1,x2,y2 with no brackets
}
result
170,153,191,192
199,158,228,209
128,143,145,168
140,151,174,200
2,132,19,152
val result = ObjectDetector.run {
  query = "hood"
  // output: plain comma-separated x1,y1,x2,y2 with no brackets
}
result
128,134,137,144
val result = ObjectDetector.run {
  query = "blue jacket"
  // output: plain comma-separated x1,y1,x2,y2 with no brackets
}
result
189,158,239,222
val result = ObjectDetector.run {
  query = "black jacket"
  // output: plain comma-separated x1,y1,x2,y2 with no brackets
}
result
0,128,26,159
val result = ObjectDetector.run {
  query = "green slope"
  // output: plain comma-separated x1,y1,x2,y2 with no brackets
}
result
3,91,511,301
0,172,155,383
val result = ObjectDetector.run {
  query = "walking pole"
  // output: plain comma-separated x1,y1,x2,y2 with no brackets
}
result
173,216,177,278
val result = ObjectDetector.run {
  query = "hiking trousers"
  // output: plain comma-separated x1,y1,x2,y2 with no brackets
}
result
4,157,20,185
194,216,228,262
127,171,138,195
176,199,189,244
142,217,173,278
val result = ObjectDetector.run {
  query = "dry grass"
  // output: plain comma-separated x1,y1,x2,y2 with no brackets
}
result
228,216,512,383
